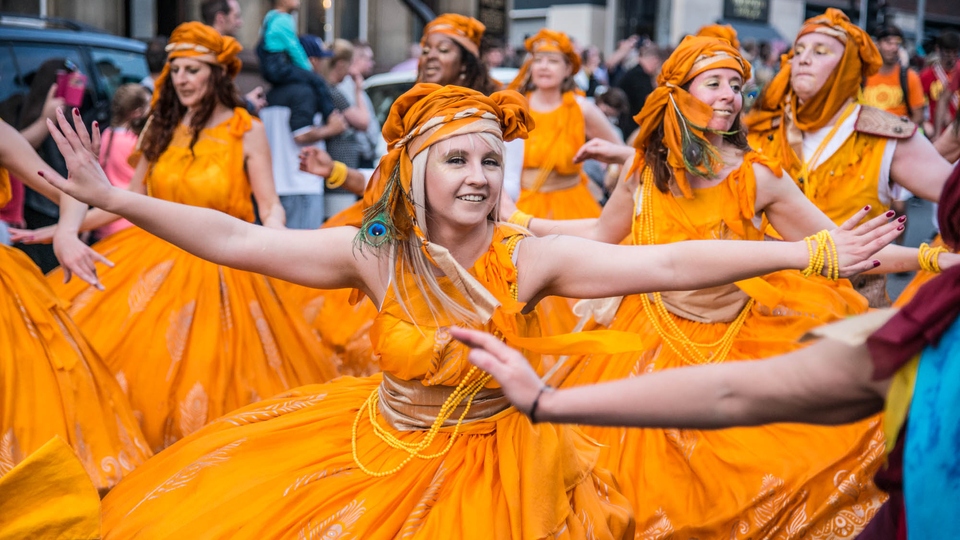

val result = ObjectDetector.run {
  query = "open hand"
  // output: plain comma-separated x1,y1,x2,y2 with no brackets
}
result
42,108,114,208
53,232,113,290
299,147,334,177
8,225,55,244
574,139,634,165
830,207,904,277
449,326,545,417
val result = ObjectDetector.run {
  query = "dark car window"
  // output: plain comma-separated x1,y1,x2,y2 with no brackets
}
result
90,47,149,100
366,81,415,126
10,43,87,87
0,45,18,104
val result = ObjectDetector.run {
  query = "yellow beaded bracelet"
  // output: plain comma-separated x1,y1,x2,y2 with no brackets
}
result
325,161,348,190
918,242,948,273
802,230,839,280
507,210,533,229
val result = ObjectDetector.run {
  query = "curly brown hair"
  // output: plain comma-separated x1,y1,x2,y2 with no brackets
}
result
140,62,243,163
643,115,751,194
455,42,500,95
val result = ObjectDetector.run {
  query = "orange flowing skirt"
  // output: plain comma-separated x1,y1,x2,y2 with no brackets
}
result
103,375,635,539
562,271,887,539
48,226,337,451
1,245,150,490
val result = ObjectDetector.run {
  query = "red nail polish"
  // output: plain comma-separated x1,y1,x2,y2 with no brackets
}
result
898,216,907,222
72,107,79,115
886,210,895,217
897,225,905,231
93,121,98,127
873,260,880,267
863,205,871,211
37,170,44,177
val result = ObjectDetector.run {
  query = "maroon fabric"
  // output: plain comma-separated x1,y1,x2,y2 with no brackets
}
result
866,162,960,380
866,266,960,379
938,162,960,249
856,426,906,540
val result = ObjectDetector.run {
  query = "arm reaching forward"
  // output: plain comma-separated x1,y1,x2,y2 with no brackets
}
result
449,326,889,428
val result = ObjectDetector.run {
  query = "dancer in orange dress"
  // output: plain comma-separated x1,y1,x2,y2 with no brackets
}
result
504,36,960,538
745,9,955,306
44,79,898,538
0,119,150,491
296,13,502,377
508,29,621,220
41,23,335,451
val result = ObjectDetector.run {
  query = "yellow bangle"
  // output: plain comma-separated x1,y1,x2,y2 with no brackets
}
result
918,242,948,273
802,230,839,280
325,161,348,190
507,210,533,229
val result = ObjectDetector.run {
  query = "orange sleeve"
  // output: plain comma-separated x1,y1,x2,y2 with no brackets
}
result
907,69,926,110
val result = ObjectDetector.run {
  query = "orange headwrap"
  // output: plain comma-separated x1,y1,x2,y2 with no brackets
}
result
358,83,533,319
508,29,581,91
420,14,485,59
744,8,881,138
629,35,750,198
150,21,243,108
359,83,533,247
697,24,741,50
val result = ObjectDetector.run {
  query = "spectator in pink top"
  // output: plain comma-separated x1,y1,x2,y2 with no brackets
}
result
96,83,150,239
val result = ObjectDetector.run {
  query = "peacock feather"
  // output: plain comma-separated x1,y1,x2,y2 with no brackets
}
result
668,94,736,179
355,165,406,250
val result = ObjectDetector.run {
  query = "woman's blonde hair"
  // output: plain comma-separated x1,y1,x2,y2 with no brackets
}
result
386,131,506,327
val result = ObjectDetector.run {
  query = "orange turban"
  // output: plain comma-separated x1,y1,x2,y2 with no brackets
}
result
744,8,881,171
697,24,741,50
630,35,750,198
508,29,581,91
420,14,485,59
359,83,533,248
151,21,243,108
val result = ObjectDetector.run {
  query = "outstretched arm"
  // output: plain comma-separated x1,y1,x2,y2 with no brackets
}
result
44,109,380,297
890,131,954,202
518,206,900,304
450,326,888,428
758,162,960,273
514,153,638,243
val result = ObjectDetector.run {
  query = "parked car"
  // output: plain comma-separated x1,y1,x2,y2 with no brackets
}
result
0,13,148,128
363,67,519,126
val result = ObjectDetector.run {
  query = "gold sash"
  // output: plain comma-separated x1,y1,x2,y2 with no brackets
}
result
521,169,582,193
378,372,511,431
656,283,751,324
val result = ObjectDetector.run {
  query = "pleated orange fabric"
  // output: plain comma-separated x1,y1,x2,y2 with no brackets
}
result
560,153,887,539
101,226,635,539
48,109,336,451
0,164,151,491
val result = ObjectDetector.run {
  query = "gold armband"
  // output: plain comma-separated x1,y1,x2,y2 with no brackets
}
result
325,161,348,190
918,243,948,273
507,210,533,229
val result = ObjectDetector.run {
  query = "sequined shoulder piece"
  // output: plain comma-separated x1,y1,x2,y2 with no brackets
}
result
854,106,917,140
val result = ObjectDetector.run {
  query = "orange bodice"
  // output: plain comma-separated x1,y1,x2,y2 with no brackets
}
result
371,226,543,385
145,108,256,221
523,91,584,177
748,126,890,225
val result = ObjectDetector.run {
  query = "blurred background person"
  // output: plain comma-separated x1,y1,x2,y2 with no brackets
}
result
95,83,150,240
920,31,959,138
200,0,266,114
864,24,925,126
339,40,385,169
